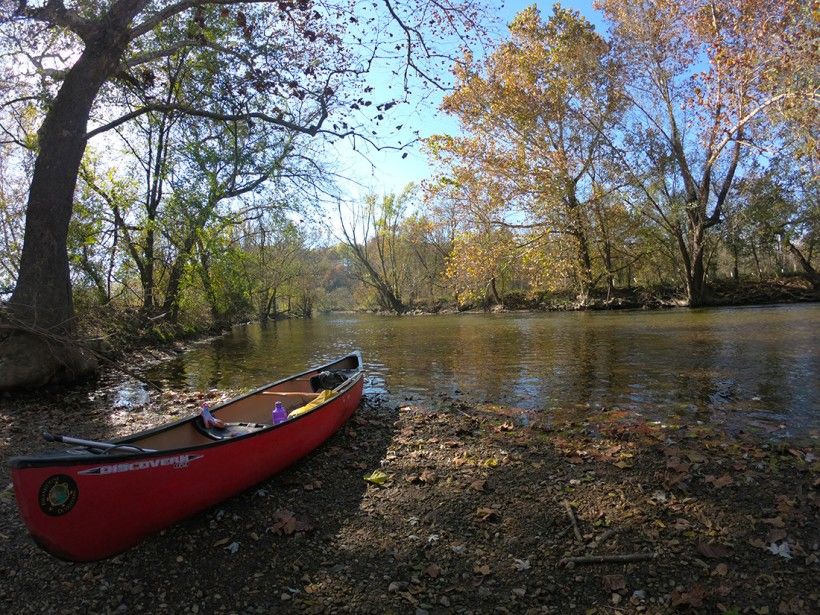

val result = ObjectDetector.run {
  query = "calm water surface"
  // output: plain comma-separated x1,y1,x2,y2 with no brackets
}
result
145,304,819,435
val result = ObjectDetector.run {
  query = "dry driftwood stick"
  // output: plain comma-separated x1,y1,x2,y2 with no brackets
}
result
560,552,656,566
555,523,574,540
587,526,621,552
562,500,583,543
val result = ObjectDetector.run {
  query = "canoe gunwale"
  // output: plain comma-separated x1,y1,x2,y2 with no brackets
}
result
8,351,363,470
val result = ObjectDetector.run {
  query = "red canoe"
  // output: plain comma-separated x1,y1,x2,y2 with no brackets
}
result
9,352,364,561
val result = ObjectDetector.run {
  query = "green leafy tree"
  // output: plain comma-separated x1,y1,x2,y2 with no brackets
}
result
0,0,486,388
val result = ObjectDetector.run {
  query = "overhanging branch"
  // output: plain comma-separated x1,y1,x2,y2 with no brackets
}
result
86,102,327,140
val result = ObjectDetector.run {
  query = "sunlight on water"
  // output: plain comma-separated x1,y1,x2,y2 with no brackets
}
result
145,304,819,435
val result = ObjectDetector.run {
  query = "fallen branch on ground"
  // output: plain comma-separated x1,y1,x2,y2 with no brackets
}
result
587,526,621,551
555,523,574,540
562,499,583,543
560,552,656,566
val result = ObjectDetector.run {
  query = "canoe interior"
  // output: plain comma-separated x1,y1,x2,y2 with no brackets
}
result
125,353,361,452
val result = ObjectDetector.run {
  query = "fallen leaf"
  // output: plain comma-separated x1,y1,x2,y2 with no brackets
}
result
513,558,530,571
670,583,706,608
469,479,487,492
494,422,513,432
424,563,441,578
363,469,389,486
667,458,691,473
762,516,785,528
685,450,706,463
697,541,732,559
673,518,691,531
474,564,491,576
768,541,792,559
713,563,728,577
766,528,787,543
419,469,438,484
267,509,314,536
705,474,734,488
212,537,230,547
603,574,626,591
475,507,500,522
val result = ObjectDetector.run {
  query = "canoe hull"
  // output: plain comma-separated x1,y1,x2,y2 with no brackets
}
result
10,360,363,562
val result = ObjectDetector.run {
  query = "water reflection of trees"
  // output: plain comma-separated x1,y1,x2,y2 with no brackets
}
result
145,308,816,429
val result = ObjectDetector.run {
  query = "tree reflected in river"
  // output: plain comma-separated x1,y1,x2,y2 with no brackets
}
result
147,304,819,435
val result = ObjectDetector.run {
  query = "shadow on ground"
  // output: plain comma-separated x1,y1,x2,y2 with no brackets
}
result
0,389,817,614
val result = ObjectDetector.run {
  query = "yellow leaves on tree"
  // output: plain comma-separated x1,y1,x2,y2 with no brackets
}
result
428,5,626,304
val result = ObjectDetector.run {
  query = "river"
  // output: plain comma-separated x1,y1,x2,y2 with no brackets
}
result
144,304,819,436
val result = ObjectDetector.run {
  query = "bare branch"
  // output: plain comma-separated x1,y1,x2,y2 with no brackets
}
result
87,101,328,140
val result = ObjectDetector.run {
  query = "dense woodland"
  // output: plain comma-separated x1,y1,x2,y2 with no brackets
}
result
0,0,817,388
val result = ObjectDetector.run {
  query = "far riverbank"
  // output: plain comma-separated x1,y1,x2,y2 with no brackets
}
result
382,279,818,316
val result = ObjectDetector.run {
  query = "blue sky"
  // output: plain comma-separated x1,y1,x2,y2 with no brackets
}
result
330,1,605,202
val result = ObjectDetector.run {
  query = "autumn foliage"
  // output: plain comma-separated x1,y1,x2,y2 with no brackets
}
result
427,0,818,307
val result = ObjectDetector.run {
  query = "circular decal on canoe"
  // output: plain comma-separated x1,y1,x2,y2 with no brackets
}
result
38,474,78,516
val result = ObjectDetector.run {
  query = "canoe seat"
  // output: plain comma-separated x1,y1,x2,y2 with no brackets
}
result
194,420,268,441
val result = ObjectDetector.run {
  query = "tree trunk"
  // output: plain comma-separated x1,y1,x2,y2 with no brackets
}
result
685,237,709,307
673,220,711,308
603,241,615,301
786,241,820,289
732,244,740,285
268,289,277,320
0,36,129,388
489,276,502,305
574,229,594,305
142,229,156,314
197,246,222,325
751,243,763,281
162,230,198,324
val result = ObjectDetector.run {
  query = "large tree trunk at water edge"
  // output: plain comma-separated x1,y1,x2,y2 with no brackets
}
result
0,32,131,389
683,239,712,307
